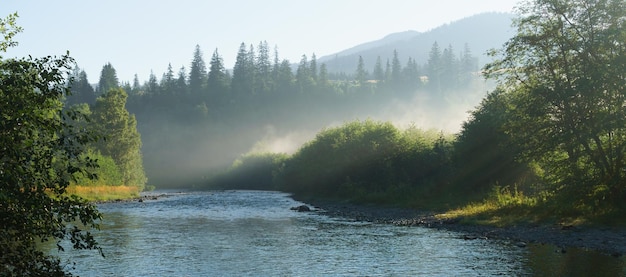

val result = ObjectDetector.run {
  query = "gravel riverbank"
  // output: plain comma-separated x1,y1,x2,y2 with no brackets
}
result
300,199,626,257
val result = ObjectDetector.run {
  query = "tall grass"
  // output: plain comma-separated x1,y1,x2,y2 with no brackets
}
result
66,185,140,202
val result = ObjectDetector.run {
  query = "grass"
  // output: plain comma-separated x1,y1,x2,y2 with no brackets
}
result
438,185,556,227
66,185,141,202
438,184,626,227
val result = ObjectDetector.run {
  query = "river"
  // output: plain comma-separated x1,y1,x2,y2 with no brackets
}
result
50,190,625,276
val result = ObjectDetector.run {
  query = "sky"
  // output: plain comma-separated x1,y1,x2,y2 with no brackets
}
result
1,0,520,84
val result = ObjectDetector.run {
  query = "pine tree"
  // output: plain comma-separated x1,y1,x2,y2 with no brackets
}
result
207,48,230,106
146,70,159,95
161,63,175,94
355,55,367,86
67,68,96,106
441,44,459,90
426,42,442,92
189,45,208,99
309,53,318,84
276,59,295,94
97,62,119,95
373,56,384,82
175,66,188,96
255,41,271,94
231,42,255,98
391,50,402,85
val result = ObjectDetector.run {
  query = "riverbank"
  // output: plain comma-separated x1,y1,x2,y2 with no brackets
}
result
300,199,626,257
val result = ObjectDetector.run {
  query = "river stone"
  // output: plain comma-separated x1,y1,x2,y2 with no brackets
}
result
290,205,311,212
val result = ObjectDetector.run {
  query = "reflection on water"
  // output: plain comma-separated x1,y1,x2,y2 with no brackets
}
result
526,244,626,276
48,190,626,276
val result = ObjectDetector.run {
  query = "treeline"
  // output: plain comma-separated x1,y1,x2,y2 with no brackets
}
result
68,41,483,187
69,40,479,121
208,0,626,221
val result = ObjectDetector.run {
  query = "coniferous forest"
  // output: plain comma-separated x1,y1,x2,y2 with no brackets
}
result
68,40,483,190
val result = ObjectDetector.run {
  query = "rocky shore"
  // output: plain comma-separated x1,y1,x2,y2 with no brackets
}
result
301,199,626,257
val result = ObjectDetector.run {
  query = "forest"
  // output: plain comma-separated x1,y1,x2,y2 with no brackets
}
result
68,39,482,189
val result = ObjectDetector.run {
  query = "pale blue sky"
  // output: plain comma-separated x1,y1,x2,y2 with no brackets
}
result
1,0,519,83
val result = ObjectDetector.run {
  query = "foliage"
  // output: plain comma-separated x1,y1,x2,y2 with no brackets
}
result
207,152,288,190
275,120,454,205
0,12,22,52
0,51,102,275
484,0,626,207
454,89,536,194
72,149,123,187
91,87,147,190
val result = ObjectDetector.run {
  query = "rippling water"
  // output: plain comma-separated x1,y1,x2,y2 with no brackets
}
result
50,190,625,276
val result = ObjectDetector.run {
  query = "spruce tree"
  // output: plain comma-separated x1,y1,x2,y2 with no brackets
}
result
97,62,119,95
189,45,208,103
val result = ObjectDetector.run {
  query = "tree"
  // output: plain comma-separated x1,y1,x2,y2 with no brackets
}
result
255,41,271,94
145,70,159,95
484,0,626,205
459,43,478,85
231,42,255,98
189,45,208,99
92,88,147,189
67,68,96,106
402,57,420,91
309,53,318,83
373,56,384,82
296,54,313,93
390,49,402,86
161,63,176,94
207,48,230,106
426,42,442,92
275,59,294,94
97,62,119,95
0,14,102,274
441,44,458,91
355,55,367,86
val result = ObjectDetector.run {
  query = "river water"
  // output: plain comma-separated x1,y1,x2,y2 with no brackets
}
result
51,190,625,276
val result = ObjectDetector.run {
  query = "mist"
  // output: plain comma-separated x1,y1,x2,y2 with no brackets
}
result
136,76,494,189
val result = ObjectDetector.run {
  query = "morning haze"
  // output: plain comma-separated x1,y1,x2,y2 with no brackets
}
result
113,12,512,188
5,0,626,275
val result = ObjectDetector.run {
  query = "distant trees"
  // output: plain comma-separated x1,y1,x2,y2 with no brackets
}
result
74,40,483,188
97,62,119,94
189,44,208,101
67,68,96,106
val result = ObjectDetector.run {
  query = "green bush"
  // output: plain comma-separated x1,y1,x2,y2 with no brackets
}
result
207,152,287,190
73,149,123,186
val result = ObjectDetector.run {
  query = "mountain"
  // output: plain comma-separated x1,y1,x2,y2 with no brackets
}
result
318,12,515,74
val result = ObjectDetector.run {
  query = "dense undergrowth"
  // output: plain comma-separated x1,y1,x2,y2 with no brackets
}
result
205,119,626,226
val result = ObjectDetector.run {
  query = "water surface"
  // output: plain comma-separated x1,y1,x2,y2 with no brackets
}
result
52,190,625,276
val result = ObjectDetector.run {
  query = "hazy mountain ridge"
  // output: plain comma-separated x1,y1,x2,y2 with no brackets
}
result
318,12,515,74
